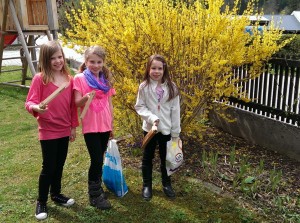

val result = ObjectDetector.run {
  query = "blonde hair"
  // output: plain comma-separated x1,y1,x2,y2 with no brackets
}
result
38,40,70,84
78,46,113,86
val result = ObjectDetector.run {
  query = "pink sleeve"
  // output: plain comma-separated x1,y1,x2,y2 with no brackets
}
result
109,88,116,97
73,74,84,94
70,78,79,128
25,74,42,117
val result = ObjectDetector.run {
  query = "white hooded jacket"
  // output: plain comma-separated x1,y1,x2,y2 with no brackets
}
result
135,79,181,137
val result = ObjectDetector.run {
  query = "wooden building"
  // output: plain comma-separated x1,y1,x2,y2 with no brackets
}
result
0,0,59,87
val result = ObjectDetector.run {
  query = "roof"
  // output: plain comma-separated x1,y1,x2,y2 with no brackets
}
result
264,14,300,33
249,15,269,22
247,11,300,34
291,11,300,22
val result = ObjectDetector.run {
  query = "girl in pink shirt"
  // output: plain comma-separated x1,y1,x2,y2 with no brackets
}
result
74,46,115,210
25,41,79,220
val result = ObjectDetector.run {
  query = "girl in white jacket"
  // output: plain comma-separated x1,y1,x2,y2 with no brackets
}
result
135,54,181,201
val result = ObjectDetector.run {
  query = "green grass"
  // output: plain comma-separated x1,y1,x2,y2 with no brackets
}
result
0,78,266,222
0,65,32,85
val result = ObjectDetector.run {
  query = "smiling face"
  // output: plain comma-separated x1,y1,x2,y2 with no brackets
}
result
50,50,64,72
149,59,164,83
85,54,104,76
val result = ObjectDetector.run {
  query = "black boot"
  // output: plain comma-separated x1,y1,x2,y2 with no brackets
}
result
161,165,175,198
142,164,153,201
142,185,152,201
88,181,111,210
163,185,176,198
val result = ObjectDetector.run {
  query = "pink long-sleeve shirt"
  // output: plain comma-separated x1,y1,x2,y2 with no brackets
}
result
25,73,79,140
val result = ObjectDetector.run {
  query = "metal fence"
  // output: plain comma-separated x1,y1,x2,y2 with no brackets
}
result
222,57,300,127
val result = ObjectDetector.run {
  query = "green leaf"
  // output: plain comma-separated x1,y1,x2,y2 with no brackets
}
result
244,176,255,184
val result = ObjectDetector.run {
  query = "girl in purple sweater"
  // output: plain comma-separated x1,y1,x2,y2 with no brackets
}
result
25,40,79,220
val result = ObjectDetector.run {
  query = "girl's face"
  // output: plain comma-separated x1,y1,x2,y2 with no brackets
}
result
50,50,64,72
149,59,164,83
86,54,104,75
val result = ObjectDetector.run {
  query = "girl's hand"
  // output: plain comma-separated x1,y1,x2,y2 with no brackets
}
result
109,131,114,139
151,125,158,132
74,90,90,107
83,92,91,103
32,104,48,114
70,128,76,142
152,119,159,132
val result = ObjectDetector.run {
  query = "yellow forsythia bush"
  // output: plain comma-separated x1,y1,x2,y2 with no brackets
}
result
62,0,291,140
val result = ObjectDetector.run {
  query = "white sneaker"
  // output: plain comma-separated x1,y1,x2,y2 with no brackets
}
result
51,194,75,207
35,201,47,220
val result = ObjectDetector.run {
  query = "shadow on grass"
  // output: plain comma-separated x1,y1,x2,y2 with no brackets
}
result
44,168,263,223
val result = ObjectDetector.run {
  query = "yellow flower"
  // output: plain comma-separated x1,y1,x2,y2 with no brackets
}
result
62,0,292,138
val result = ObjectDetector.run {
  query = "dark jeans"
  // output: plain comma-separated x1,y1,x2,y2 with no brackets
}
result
84,132,110,182
142,131,171,187
38,136,69,202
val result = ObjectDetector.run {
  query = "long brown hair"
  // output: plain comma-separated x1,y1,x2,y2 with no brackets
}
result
38,40,70,84
143,54,178,101
78,46,113,87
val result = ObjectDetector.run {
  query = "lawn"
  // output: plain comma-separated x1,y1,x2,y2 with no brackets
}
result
0,71,266,222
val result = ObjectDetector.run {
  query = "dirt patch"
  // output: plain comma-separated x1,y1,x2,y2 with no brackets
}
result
119,125,300,222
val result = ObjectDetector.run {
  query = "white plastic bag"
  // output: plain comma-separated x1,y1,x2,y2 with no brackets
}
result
166,138,183,176
102,139,128,197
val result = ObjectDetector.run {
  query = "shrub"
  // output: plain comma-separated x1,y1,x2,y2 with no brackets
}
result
62,0,291,140
276,34,300,59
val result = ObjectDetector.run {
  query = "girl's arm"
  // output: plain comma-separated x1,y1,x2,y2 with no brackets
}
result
109,95,114,138
135,87,159,124
74,90,89,107
30,104,48,114
70,79,79,127
170,95,181,138
25,74,48,116
109,95,114,126
70,127,76,142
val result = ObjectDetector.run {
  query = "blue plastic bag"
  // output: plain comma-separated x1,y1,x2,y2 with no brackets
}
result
102,139,128,197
